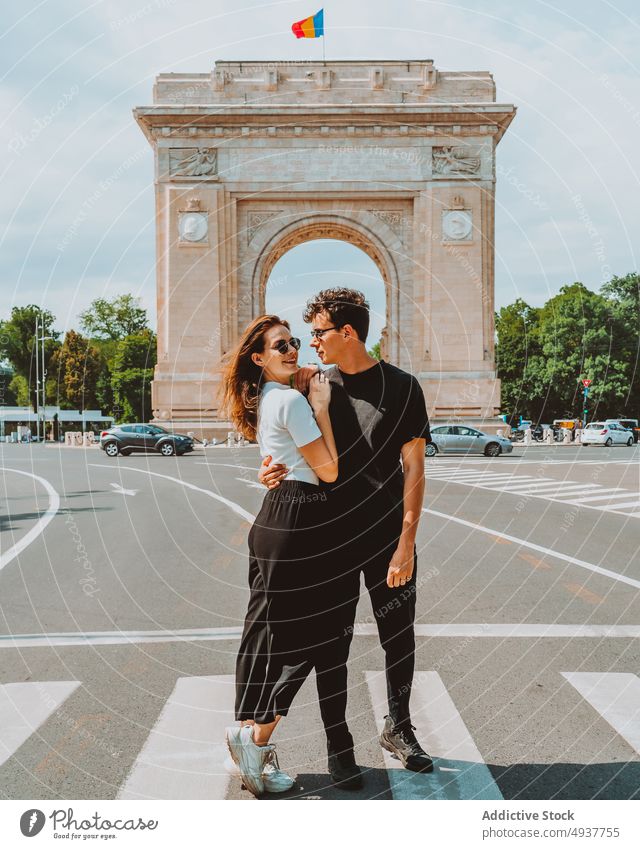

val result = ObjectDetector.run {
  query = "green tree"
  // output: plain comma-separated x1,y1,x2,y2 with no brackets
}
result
526,282,629,421
0,305,60,410
601,272,640,414
79,294,149,341
50,330,103,409
8,374,29,406
368,341,381,360
111,329,157,422
0,364,18,405
495,298,542,422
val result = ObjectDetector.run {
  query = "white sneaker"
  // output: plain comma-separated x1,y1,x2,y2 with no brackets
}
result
261,746,295,793
224,724,264,796
224,750,295,793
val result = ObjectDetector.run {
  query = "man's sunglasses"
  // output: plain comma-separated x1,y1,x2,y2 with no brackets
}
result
272,337,301,355
309,325,342,339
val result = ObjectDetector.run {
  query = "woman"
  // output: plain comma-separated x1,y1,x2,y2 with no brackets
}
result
220,315,339,797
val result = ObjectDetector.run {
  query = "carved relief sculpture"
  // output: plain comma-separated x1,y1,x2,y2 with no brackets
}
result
170,147,217,177
178,212,208,243
442,210,472,241
432,146,480,176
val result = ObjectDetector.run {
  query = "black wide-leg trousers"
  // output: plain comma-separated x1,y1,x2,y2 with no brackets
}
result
235,480,352,745
235,482,418,740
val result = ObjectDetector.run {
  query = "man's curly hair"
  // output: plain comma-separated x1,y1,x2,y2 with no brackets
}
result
303,287,370,342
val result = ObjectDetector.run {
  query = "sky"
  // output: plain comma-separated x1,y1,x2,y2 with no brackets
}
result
1,0,638,348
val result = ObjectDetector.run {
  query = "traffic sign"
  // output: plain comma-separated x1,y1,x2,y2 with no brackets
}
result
582,379,592,387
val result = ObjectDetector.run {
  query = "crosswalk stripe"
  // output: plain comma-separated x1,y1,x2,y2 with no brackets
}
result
118,675,234,800
567,489,631,503
365,671,503,800
562,672,640,754
518,485,605,498
0,681,80,768
493,480,568,492
428,472,533,481
601,500,640,511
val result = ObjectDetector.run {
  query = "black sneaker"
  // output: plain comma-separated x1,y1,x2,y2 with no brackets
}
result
379,716,434,773
327,746,363,789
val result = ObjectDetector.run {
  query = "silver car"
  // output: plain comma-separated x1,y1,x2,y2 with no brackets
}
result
426,425,514,457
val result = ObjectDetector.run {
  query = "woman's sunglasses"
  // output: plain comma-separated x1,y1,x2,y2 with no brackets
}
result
272,337,301,355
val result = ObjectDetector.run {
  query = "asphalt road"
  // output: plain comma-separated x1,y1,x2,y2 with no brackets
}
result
1,441,639,801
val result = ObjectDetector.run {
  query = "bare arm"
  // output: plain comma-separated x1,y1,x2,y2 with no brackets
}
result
386,437,426,588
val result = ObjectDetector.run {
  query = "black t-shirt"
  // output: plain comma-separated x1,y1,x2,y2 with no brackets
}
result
324,360,430,518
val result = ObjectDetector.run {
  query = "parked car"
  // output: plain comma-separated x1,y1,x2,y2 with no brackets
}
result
581,421,634,447
605,418,639,444
426,425,513,457
100,424,194,457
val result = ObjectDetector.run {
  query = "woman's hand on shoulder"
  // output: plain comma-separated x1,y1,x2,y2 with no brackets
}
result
307,371,331,414
290,365,320,394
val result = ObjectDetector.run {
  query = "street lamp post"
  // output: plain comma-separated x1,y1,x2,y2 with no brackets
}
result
38,323,54,442
34,316,41,442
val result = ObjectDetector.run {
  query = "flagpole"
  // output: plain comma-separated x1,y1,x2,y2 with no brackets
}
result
322,7,326,64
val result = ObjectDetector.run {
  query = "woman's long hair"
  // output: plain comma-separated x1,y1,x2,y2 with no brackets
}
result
220,314,290,441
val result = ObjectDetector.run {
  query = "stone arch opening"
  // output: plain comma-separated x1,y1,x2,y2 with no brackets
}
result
263,238,387,357
252,216,401,363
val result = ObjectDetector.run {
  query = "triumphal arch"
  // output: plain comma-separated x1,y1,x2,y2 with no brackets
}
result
134,60,515,436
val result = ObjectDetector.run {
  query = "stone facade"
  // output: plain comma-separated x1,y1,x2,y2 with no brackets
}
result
134,60,516,436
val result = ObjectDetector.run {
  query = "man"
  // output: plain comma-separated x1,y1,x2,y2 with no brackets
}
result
259,287,433,787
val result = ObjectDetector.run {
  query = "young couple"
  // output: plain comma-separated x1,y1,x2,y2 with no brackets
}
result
221,288,432,796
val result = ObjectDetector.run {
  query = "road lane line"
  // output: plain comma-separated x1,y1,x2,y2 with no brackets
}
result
366,671,502,800
562,672,640,754
88,464,255,523
0,681,80,768
423,507,640,590
2,624,640,649
118,675,235,800
0,468,60,573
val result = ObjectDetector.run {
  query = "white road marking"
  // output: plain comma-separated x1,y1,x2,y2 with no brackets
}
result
423,507,640,591
492,480,569,492
425,467,639,517
0,681,80,767
513,485,605,497
600,500,640,511
235,477,263,490
3,624,640,649
88,464,255,523
195,463,259,472
366,671,502,800
562,672,640,754
118,675,235,800
568,490,635,503
0,468,60,573
110,483,138,496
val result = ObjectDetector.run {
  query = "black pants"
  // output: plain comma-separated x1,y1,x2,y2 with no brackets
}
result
329,516,418,731
235,483,417,740
235,481,352,745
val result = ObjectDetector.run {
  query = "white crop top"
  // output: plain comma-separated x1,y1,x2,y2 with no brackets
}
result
257,382,322,485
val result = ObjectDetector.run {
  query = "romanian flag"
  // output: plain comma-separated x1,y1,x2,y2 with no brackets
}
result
292,9,324,38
